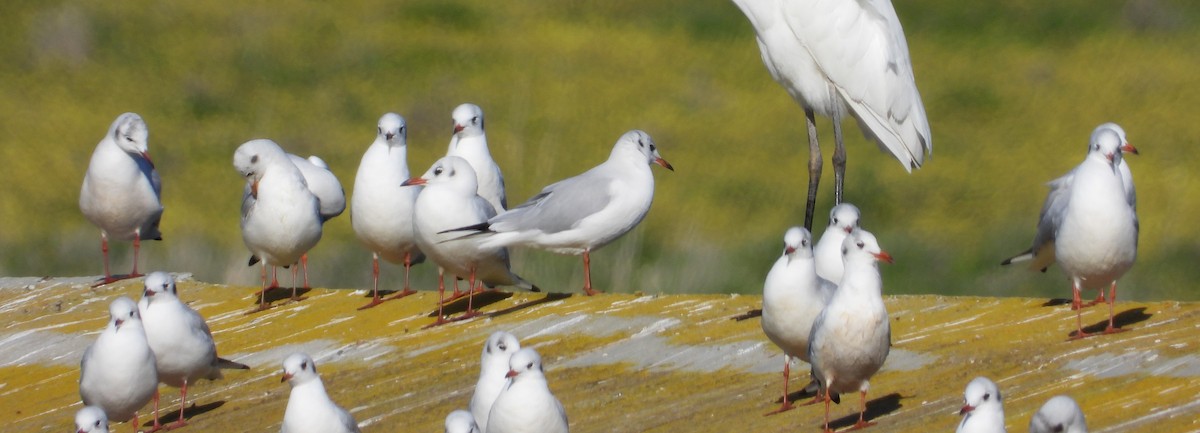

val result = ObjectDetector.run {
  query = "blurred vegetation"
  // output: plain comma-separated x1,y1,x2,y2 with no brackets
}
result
1,0,1197,300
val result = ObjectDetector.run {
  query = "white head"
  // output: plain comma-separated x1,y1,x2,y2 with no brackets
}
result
482,331,521,363
141,271,178,304
233,139,292,197
1087,124,1135,166
106,112,150,159
377,112,407,147
841,228,893,265
959,376,1003,417
1030,395,1088,433
405,156,479,195
107,297,142,333
306,155,329,170
281,352,321,387
782,226,813,262
444,409,481,433
505,348,546,382
452,103,485,137
828,203,861,234
74,406,110,433
614,129,673,171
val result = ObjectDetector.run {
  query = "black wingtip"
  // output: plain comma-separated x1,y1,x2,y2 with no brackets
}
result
530,284,542,293
437,222,492,235
1000,258,1013,266
830,392,841,404
248,255,260,266
217,357,251,370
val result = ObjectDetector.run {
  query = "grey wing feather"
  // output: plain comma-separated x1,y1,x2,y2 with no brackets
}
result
491,173,614,235
240,184,255,221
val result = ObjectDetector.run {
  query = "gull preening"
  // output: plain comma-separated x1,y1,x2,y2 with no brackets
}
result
406,156,538,324
486,348,569,433
138,272,249,430
447,103,507,212
288,152,346,288
1003,123,1139,338
470,332,522,429
808,228,892,432
761,226,834,414
234,139,324,311
280,353,362,433
955,377,1006,433
79,297,158,431
442,129,672,296
352,113,426,310
1029,395,1087,433
814,203,861,284
74,406,110,433
79,112,163,286
445,409,482,433
731,0,931,230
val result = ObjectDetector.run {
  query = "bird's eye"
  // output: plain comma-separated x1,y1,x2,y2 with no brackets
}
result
526,362,533,369
649,144,656,151
801,239,808,247
833,218,839,224
1094,144,1100,151
982,393,990,401
399,126,406,135
95,420,102,427
472,116,479,124
301,361,308,370
498,343,506,351
251,155,259,164
434,167,444,176
856,241,865,249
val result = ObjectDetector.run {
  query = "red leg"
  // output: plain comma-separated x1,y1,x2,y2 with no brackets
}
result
1103,281,1127,335
131,413,140,433
849,390,875,430
288,265,304,302
358,254,387,310
764,356,794,415
249,263,273,313
172,380,189,428
459,268,480,320
1069,279,1092,340
424,269,450,328
383,252,418,301
102,235,111,280
130,236,144,278
582,250,600,296
822,388,834,433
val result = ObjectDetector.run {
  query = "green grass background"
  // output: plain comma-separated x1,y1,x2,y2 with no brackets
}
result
2,0,1197,300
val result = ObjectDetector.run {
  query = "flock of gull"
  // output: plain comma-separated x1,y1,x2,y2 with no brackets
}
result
65,0,1145,432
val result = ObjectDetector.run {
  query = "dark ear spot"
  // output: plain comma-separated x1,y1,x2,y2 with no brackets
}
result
251,155,259,164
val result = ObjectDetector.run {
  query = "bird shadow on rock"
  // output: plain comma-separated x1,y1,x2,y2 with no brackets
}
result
826,393,904,431
258,287,312,305
484,292,573,319
427,290,516,317
732,309,762,321
1068,307,1152,339
144,400,225,428
776,387,819,405
1042,298,1074,307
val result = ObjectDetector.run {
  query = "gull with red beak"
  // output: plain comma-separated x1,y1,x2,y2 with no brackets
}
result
814,203,862,283
487,348,568,433
280,353,361,433
440,129,673,296
447,103,507,213
79,112,163,286
956,377,1005,433
808,228,893,432
1003,123,1139,339
760,226,835,414
234,139,324,312
79,297,158,433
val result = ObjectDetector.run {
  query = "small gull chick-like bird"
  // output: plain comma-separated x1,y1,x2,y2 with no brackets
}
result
79,112,163,286
138,272,249,430
405,156,538,324
445,409,482,433
447,103,507,213
75,406,111,433
286,152,346,288
731,0,931,230
281,353,361,433
234,139,324,311
956,377,1006,433
79,297,158,431
1029,395,1087,433
442,129,672,296
814,203,861,284
470,331,522,429
808,228,892,432
761,226,835,414
487,348,569,433
352,113,425,309
1003,123,1139,339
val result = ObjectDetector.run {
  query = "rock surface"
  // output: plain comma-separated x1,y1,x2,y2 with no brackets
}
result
1,275,1197,432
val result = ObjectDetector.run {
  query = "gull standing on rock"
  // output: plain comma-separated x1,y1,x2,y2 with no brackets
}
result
280,353,361,433
445,410,482,433
75,406,111,433
808,228,892,432
352,113,425,310
1029,395,1087,433
234,139,323,311
405,156,538,324
287,153,346,288
79,297,158,432
470,332,522,429
761,227,835,414
956,377,1006,433
441,130,672,296
447,103,507,212
487,348,569,433
138,272,249,430
731,0,931,230
814,203,861,283
79,112,163,286
1003,123,1139,339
